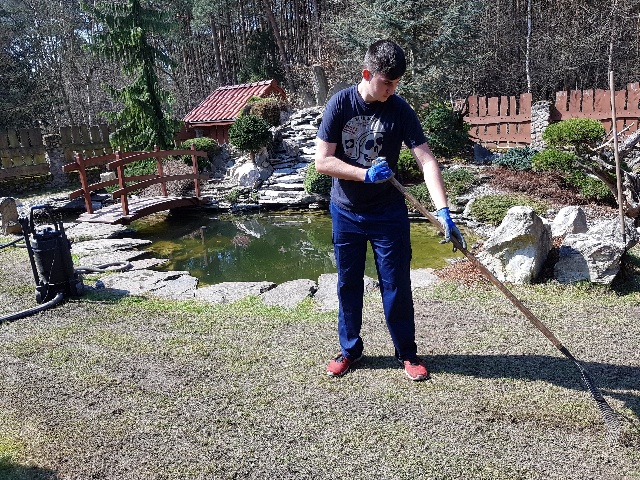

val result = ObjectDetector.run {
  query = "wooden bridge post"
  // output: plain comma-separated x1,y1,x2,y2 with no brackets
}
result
191,143,201,198
115,149,130,216
75,152,94,214
154,144,168,196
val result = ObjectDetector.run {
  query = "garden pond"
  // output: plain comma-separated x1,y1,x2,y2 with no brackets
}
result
131,209,467,286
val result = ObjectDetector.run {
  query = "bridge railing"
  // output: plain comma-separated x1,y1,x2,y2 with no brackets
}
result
63,145,208,216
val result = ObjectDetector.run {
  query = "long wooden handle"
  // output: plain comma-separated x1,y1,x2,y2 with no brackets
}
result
390,176,566,351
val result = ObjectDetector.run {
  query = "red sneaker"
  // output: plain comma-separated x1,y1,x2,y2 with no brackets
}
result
400,357,429,381
327,353,362,377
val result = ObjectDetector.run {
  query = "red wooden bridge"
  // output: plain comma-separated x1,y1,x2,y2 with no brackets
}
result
63,146,209,224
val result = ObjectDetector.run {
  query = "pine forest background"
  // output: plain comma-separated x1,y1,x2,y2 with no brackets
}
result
2,0,640,133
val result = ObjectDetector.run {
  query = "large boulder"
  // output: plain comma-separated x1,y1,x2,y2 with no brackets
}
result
551,206,588,237
230,157,273,188
0,197,21,235
554,216,639,284
476,206,552,284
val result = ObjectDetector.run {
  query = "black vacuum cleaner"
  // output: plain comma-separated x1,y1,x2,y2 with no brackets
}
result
0,206,83,323
20,205,84,304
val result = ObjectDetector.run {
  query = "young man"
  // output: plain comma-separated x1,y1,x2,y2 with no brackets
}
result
315,39,466,381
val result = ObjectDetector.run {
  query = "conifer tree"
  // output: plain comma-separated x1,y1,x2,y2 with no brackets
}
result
327,0,484,107
82,0,179,150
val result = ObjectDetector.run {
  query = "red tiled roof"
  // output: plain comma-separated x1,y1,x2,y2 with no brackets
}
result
183,79,285,125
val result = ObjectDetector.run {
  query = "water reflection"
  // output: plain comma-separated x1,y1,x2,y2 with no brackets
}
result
131,209,463,286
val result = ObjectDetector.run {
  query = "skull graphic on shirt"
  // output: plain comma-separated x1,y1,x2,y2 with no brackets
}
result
342,115,385,166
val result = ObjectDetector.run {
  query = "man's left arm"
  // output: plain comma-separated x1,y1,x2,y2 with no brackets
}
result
411,142,448,211
411,142,466,249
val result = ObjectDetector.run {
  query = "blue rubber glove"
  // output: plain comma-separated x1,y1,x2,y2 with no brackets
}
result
436,207,466,251
364,159,393,184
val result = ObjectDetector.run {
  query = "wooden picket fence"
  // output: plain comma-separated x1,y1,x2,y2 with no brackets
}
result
465,82,640,148
552,82,640,133
466,93,532,148
0,128,48,180
0,123,112,181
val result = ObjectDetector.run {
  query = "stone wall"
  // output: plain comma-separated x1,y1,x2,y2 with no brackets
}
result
530,101,552,149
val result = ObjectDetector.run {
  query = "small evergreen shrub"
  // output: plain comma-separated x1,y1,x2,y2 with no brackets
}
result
249,97,287,127
565,171,614,201
542,118,605,149
531,148,577,172
493,146,536,171
304,162,332,195
406,183,434,211
404,167,479,212
178,137,222,172
470,194,547,225
397,149,422,183
421,104,470,157
225,188,242,204
229,114,272,154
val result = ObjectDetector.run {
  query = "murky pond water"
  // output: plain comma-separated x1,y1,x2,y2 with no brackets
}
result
131,209,466,286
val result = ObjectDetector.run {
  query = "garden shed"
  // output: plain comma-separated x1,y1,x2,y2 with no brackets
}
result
182,79,286,144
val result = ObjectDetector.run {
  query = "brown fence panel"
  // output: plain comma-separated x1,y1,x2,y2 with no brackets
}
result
551,84,640,134
61,123,112,163
465,93,531,148
0,128,48,180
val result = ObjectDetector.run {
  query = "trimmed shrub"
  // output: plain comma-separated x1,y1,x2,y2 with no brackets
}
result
442,167,479,198
420,104,470,157
229,114,272,154
304,162,332,195
397,149,423,183
531,148,577,172
178,137,222,172
565,171,614,201
493,146,536,171
469,194,547,225
406,183,434,211
405,167,479,212
249,97,287,127
542,118,605,149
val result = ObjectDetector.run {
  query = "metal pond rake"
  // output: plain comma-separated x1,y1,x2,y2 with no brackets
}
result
390,176,621,441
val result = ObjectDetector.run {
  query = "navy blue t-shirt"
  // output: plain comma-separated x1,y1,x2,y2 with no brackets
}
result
316,85,427,212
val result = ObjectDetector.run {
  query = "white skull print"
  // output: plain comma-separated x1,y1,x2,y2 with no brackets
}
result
342,115,385,166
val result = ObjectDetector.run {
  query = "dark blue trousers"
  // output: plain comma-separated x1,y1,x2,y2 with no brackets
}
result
330,201,417,361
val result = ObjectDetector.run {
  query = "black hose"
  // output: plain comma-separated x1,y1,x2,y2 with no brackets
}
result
0,292,64,324
0,237,24,249
74,261,133,274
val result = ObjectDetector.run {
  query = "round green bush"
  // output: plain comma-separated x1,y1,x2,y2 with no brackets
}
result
304,162,332,195
229,114,272,154
404,167,478,212
470,194,547,225
531,148,577,172
421,104,470,157
397,149,423,183
565,171,613,201
406,183,434,211
178,137,222,172
442,167,479,198
249,97,287,127
542,118,605,149
493,146,536,171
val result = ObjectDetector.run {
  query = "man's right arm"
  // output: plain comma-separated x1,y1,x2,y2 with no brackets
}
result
315,138,368,182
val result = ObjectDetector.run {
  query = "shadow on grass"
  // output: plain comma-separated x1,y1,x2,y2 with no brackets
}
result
359,354,640,419
0,459,58,480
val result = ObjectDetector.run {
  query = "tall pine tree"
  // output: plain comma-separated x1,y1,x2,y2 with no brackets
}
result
82,0,179,150
327,0,484,107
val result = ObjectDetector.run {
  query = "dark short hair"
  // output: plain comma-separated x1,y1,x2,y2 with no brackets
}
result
363,40,407,80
